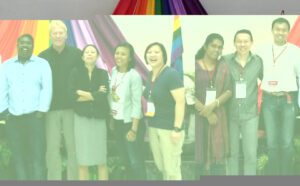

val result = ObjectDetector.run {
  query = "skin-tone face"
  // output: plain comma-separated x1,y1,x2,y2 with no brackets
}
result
82,46,98,66
50,25,67,49
17,36,34,63
234,33,253,56
204,39,223,60
114,46,130,71
272,22,289,46
146,45,164,69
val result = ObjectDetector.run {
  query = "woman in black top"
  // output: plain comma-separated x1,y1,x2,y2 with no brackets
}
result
69,44,109,180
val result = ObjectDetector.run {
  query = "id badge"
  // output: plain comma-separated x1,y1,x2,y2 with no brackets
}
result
205,87,216,105
236,80,247,99
145,101,155,117
268,80,278,87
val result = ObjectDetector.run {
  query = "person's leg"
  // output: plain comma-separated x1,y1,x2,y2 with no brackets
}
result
262,94,280,175
228,119,241,175
158,129,185,180
280,97,295,175
148,127,164,178
124,123,146,180
62,109,78,180
28,113,46,180
45,111,63,180
78,165,89,180
113,119,129,179
5,115,28,180
241,116,259,175
98,164,108,180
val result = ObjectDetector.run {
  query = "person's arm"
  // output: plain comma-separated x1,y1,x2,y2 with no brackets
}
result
126,71,143,142
171,87,186,129
37,60,53,114
0,63,8,115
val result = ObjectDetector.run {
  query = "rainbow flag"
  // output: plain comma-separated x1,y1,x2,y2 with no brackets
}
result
112,0,207,15
170,16,184,80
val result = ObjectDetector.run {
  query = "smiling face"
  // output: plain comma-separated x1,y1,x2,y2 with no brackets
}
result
17,35,34,62
272,22,289,46
114,46,131,71
234,33,253,56
145,44,165,69
50,25,67,49
82,45,99,65
204,39,223,60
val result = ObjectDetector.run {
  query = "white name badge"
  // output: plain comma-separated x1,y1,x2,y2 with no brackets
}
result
205,88,216,105
235,81,247,99
145,101,155,117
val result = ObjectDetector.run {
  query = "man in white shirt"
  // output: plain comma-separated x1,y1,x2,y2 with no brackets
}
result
258,17,300,175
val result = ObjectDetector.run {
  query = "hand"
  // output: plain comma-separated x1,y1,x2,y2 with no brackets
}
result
35,111,45,118
195,102,203,112
98,85,107,93
170,130,183,144
207,113,217,125
76,90,86,96
200,102,216,117
126,129,137,142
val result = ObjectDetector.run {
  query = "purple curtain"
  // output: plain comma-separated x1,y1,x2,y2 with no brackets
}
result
88,15,149,81
182,0,208,15
168,0,187,15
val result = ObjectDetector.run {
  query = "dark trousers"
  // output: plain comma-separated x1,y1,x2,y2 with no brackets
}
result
262,93,295,175
5,113,46,180
113,119,146,180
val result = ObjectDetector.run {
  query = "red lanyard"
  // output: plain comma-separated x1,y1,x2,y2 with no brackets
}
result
272,45,287,66
202,61,216,88
149,65,166,96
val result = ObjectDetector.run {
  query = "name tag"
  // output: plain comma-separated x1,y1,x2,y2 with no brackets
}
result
268,80,278,87
145,101,155,117
205,88,216,105
236,81,247,99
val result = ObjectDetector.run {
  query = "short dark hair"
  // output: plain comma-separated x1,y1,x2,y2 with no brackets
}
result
144,42,168,65
114,42,136,71
82,44,100,56
272,17,290,30
234,29,253,42
195,33,224,61
17,34,34,44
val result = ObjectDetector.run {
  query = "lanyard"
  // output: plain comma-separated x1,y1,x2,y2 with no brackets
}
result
202,61,216,88
149,65,166,97
112,72,126,91
272,45,287,66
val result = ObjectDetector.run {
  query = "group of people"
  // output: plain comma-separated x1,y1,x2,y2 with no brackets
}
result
195,17,300,176
0,20,185,180
0,17,300,180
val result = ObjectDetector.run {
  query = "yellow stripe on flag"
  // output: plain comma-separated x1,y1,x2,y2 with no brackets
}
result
34,20,50,55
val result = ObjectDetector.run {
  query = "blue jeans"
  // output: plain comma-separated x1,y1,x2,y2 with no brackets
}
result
228,116,259,175
262,92,295,175
5,112,46,180
113,119,146,180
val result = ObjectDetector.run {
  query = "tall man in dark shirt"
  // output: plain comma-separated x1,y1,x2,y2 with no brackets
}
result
39,20,82,180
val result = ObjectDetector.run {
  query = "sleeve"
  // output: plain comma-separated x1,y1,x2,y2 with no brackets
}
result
91,70,109,103
37,60,53,112
167,69,184,91
129,70,143,119
0,63,8,113
68,68,80,104
219,62,232,94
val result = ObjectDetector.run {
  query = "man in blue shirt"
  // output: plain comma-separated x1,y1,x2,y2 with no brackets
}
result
0,34,52,180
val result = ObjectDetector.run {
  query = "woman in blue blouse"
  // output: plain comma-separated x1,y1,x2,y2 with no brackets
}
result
109,42,146,180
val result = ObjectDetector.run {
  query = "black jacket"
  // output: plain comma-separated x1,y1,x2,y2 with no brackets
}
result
68,66,110,119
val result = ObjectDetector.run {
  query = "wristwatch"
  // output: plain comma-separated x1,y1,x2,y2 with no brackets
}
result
173,126,182,133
